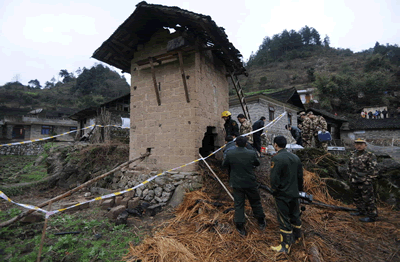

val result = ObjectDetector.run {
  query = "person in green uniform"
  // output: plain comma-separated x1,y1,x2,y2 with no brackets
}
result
347,138,378,222
270,136,304,254
222,136,266,236
221,111,239,139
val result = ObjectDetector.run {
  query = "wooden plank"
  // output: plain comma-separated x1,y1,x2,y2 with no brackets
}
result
178,51,190,103
149,58,161,106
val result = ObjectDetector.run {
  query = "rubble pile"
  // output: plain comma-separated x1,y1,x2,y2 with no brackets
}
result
124,161,400,262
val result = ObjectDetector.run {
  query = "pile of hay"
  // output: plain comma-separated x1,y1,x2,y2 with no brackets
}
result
125,161,400,262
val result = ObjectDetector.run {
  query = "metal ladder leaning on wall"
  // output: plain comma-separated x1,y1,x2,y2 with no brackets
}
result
229,72,251,124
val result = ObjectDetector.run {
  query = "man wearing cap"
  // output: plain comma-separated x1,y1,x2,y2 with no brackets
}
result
347,138,378,222
237,114,253,144
300,112,313,148
270,136,304,253
221,111,239,139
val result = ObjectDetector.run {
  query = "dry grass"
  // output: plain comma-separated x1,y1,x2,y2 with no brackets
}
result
124,162,400,262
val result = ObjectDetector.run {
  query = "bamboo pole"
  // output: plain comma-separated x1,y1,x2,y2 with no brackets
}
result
0,152,150,228
37,201,53,262
199,154,234,201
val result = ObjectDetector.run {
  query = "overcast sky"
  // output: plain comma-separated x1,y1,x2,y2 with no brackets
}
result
0,0,399,86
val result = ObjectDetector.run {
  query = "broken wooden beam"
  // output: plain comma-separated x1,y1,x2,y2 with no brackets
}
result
178,51,190,103
149,57,161,106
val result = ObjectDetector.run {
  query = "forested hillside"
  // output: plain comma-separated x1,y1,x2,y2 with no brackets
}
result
1,27,399,116
0,64,130,111
239,26,400,115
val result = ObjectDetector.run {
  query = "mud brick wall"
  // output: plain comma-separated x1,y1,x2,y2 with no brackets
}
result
129,29,228,171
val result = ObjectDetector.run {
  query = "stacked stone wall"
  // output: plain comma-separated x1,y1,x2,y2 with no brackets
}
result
104,170,203,205
0,141,46,155
342,129,400,146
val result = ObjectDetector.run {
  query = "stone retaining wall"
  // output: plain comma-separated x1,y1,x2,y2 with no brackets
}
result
342,129,400,146
0,141,47,155
105,169,203,205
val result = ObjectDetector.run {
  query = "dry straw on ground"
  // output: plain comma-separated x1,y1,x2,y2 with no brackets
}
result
125,164,400,262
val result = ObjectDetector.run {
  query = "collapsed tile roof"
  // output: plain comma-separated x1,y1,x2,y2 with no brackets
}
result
69,93,130,121
92,1,246,76
267,87,305,110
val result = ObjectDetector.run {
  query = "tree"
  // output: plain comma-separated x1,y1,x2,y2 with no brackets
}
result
323,35,330,47
300,26,312,46
28,79,41,89
12,74,21,82
310,28,321,45
307,67,316,82
44,81,54,89
59,69,74,83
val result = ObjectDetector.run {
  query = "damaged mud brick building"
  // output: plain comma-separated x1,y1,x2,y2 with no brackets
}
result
92,2,247,171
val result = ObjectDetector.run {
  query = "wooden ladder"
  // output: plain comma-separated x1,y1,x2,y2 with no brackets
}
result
229,72,251,123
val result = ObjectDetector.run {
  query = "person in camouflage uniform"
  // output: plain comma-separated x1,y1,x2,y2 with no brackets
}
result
237,114,253,144
300,112,313,148
311,114,328,151
347,138,378,222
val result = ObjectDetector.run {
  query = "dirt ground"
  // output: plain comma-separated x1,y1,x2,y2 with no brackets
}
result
1,155,400,261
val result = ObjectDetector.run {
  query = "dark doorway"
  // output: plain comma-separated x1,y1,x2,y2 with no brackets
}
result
199,126,218,157
12,125,25,139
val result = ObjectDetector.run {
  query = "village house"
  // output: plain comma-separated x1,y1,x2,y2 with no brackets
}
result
229,87,304,142
69,93,130,142
297,87,317,104
0,106,77,143
91,2,247,171
341,118,400,146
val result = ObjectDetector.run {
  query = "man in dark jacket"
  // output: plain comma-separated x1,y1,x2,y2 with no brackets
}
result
222,111,239,139
270,136,304,254
252,116,266,154
285,125,302,146
222,136,266,236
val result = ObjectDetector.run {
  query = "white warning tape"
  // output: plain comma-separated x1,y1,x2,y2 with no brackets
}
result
1,113,286,218
0,125,95,147
0,191,49,214
0,124,132,147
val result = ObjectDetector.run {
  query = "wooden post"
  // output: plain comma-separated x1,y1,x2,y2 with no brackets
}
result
0,153,150,228
37,201,53,262
178,51,190,103
149,57,161,106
